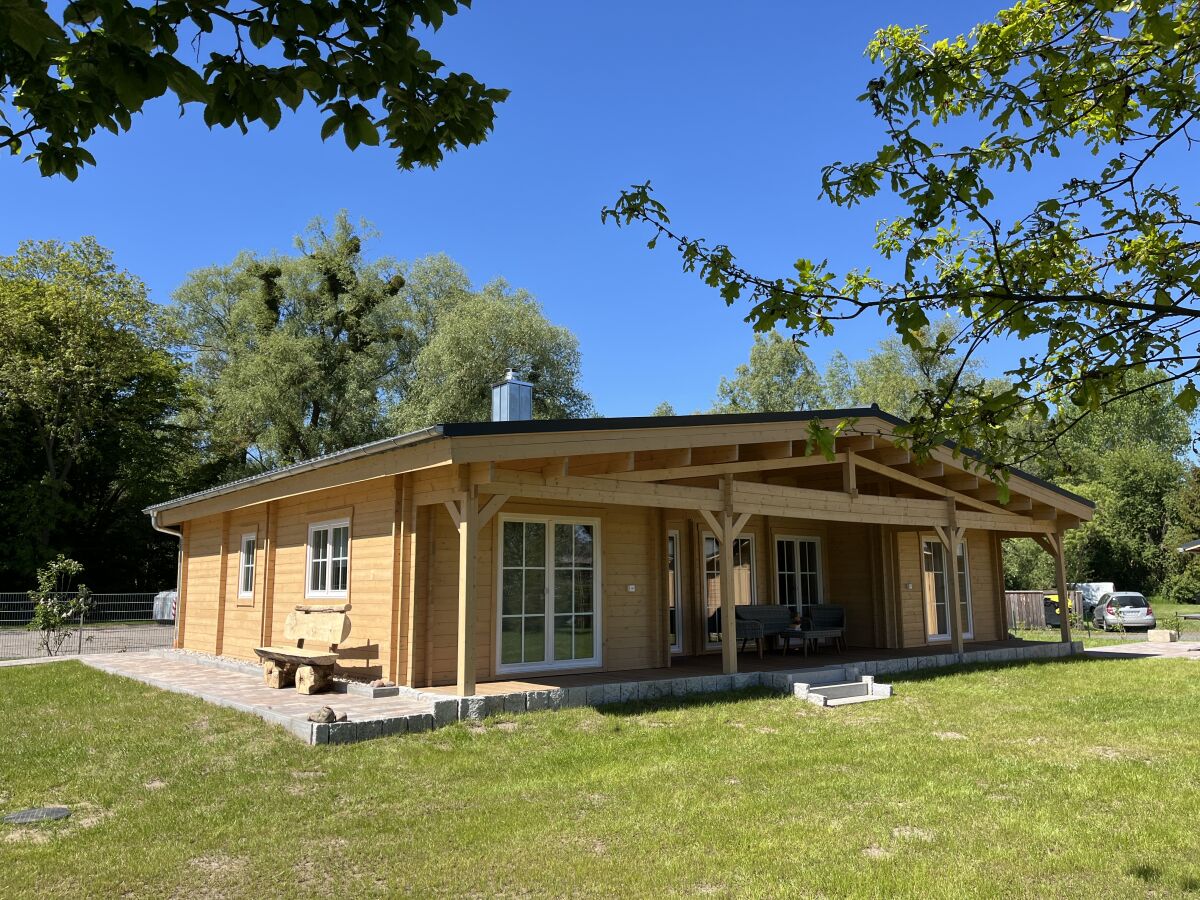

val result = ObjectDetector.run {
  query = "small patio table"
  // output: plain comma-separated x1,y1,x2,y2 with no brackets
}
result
780,627,809,658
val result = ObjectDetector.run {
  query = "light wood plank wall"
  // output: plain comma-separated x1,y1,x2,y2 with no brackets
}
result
180,477,397,680
410,497,659,687
180,513,222,653
895,529,1001,647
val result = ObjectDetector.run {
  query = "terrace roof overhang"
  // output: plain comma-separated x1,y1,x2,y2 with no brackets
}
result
145,408,1094,532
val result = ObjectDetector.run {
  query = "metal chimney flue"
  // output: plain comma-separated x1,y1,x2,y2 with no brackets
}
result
491,369,533,422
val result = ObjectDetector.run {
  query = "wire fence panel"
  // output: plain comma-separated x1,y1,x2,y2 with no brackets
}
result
0,592,176,660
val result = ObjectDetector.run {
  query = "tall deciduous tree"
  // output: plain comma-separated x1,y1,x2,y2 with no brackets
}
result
174,213,411,469
712,331,824,413
604,0,1200,476
391,282,594,429
1,0,507,178
0,237,185,587
175,215,595,469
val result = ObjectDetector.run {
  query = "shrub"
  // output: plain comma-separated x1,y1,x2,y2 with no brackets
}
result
27,556,92,656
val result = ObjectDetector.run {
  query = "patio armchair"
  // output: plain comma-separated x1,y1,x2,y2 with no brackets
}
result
799,604,846,653
735,605,796,657
706,608,764,657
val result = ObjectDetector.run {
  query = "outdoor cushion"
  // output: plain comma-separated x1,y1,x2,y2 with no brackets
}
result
735,605,796,636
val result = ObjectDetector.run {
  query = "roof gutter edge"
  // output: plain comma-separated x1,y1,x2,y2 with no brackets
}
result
143,426,445,515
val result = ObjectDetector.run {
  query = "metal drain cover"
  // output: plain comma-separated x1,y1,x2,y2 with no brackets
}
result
3,806,71,824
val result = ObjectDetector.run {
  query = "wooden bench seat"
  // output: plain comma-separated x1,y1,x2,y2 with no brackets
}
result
254,604,351,694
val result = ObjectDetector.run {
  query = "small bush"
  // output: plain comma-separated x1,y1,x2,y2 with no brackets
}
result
27,555,92,656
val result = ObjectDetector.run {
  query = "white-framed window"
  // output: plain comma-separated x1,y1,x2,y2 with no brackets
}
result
496,514,601,673
307,519,350,598
921,537,973,642
667,530,683,654
775,535,822,616
238,532,257,599
702,532,756,649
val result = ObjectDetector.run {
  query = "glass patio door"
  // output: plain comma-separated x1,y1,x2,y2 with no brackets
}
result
666,530,683,653
921,539,973,642
702,533,755,649
499,518,600,672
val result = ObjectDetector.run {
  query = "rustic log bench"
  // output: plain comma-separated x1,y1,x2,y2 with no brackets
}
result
254,604,351,694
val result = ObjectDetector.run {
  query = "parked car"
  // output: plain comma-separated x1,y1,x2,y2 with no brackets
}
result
1093,592,1155,631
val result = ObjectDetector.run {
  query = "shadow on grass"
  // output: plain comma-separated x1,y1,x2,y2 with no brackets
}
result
593,687,779,717
1128,863,1200,893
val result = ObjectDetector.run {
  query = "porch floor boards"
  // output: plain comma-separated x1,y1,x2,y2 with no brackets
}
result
423,638,1049,696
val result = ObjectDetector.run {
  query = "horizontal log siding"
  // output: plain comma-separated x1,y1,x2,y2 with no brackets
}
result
181,514,222,654
896,529,999,647
414,496,660,687
268,478,396,679
220,507,269,660
824,521,877,648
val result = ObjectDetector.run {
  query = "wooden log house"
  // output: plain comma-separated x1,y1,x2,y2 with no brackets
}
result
146,382,1092,698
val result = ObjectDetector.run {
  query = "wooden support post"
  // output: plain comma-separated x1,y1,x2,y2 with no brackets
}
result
455,492,479,697
719,510,737,675
719,475,738,675
1052,527,1072,644
940,499,965,657
843,449,858,498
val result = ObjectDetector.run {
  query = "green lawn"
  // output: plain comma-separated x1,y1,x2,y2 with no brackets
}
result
3,659,1200,898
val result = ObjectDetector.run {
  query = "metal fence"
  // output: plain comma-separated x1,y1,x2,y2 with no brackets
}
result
0,592,176,660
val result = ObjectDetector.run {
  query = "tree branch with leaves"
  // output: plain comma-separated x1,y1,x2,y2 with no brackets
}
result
604,0,1200,477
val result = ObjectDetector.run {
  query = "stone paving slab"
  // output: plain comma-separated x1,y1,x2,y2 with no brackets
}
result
79,653,435,745
63,639,1090,746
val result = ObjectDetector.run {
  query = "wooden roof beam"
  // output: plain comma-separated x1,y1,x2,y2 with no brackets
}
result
941,473,980,491
691,444,739,465
737,440,793,462
566,451,635,477
865,446,911,466
837,435,876,452
901,461,944,479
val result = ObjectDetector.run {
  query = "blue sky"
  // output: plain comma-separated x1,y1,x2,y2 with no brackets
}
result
5,1,1040,416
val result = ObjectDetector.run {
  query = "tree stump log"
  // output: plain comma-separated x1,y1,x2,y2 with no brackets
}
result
263,659,296,689
295,664,331,695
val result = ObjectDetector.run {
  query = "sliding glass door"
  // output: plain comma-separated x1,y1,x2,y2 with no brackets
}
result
499,516,601,673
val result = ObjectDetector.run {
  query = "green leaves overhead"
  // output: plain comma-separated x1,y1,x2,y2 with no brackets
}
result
604,1,1200,474
0,0,508,178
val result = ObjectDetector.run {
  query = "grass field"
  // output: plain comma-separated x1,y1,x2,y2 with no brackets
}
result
3,657,1199,898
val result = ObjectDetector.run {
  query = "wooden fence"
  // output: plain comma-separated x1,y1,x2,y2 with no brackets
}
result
1005,590,1084,628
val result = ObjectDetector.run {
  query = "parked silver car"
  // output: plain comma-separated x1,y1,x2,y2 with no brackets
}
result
1093,592,1156,631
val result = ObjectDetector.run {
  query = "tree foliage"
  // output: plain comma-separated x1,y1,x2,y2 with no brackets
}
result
604,0,1200,476
391,281,594,430
175,214,594,472
174,213,411,468
711,331,824,413
0,237,185,588
1,0,508,178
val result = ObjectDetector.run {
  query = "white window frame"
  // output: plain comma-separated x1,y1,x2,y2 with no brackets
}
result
667,529,683,654
701,531,757,651
920,536,974,642
773,534,823,614
494,513,603,675
238,532,257,600
306,518,351,600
